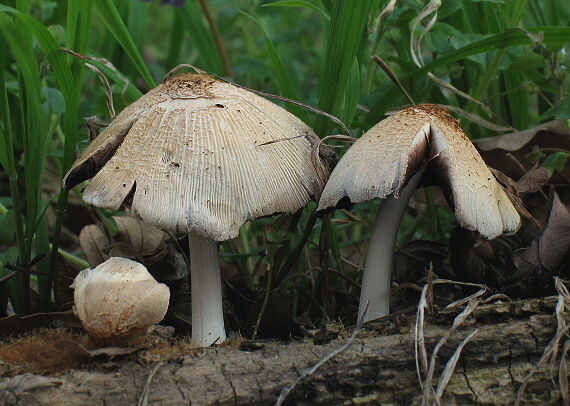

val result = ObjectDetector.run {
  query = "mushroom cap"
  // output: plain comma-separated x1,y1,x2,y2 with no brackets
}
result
64,73,332,241
72,257,170,345
317,104,521,239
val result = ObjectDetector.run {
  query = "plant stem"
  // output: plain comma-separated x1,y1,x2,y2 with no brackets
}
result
188,232,227,346
197,0,232,78
358,168,425,322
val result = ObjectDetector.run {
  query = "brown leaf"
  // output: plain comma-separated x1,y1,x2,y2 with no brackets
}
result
113,216,166,256
473,120,568,152
473,119,570,181
79,224,109,267
79,216,167,267
517,166,550,193
511,190,570,295
53,253,80,309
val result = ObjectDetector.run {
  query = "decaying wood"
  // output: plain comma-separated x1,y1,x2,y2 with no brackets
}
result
1,296,568,405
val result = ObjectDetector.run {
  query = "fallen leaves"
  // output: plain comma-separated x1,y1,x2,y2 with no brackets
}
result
511,191,570,297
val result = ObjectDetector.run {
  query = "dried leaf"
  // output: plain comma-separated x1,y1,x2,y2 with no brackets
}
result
79,224,109,267
512,191,570,296
474,120,569,152
79,216,167,267
53,253,80,308
473,120,570,181
489,167,541,229
517,166,550,193
113,216,166,256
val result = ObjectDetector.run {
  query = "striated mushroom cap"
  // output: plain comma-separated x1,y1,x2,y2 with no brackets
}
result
317,104,521,239
64,73,332,241
72,257,170,346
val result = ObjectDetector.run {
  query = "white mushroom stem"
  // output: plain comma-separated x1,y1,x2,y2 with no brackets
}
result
189,232,227,346
358,167,426,322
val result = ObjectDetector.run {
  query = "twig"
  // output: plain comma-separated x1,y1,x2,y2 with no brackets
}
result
414,278,485,405
0,272,18,284
2,263,76,282
137,362,165,406
85,63,115,118
213,74,350,136
274,304,369,406
372,55,415,105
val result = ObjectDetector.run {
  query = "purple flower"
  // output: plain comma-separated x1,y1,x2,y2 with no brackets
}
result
140,0,185,6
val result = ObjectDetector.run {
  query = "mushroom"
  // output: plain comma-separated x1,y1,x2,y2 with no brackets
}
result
72,257,170,346
63,73,332,346
317,104,520,322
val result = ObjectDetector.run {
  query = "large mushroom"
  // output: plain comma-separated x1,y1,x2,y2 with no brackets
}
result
64,73,332,346
317,104,520,322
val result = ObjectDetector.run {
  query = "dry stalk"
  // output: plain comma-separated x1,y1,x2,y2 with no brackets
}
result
515,277,570,406
274,304,368,406
415,279,485,405
137,362,165,406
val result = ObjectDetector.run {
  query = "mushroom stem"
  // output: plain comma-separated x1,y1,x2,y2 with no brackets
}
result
358,167,426,322
189,232,227,346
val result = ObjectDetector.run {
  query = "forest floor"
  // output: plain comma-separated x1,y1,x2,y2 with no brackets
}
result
1,295,568,406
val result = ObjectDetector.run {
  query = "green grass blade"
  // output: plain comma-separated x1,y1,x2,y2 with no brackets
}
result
366,26,570,123
66,0,93,89
239,10,308,122
502,69,528,129
0,6,81,171
1,247,23,314
166,11,185,68
179,1,224,74
338,57,360,128
314,0,374,136
94,0,155,88
262,1,330,20
0,49,26,265
0,14,45,250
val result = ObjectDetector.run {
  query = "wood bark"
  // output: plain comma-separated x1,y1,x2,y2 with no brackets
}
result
0,296,568,405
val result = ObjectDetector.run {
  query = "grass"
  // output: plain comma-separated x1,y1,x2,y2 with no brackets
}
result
0,0,569,328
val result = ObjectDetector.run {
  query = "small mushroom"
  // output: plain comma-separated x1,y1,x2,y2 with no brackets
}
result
72,257,170,346
317,104,520,322
64,73,332,346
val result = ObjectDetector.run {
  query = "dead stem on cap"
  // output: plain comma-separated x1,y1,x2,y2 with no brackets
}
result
164,64,207,80
212,73,351,135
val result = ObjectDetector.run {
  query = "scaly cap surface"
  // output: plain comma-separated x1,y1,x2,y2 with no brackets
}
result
317,104,520,239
